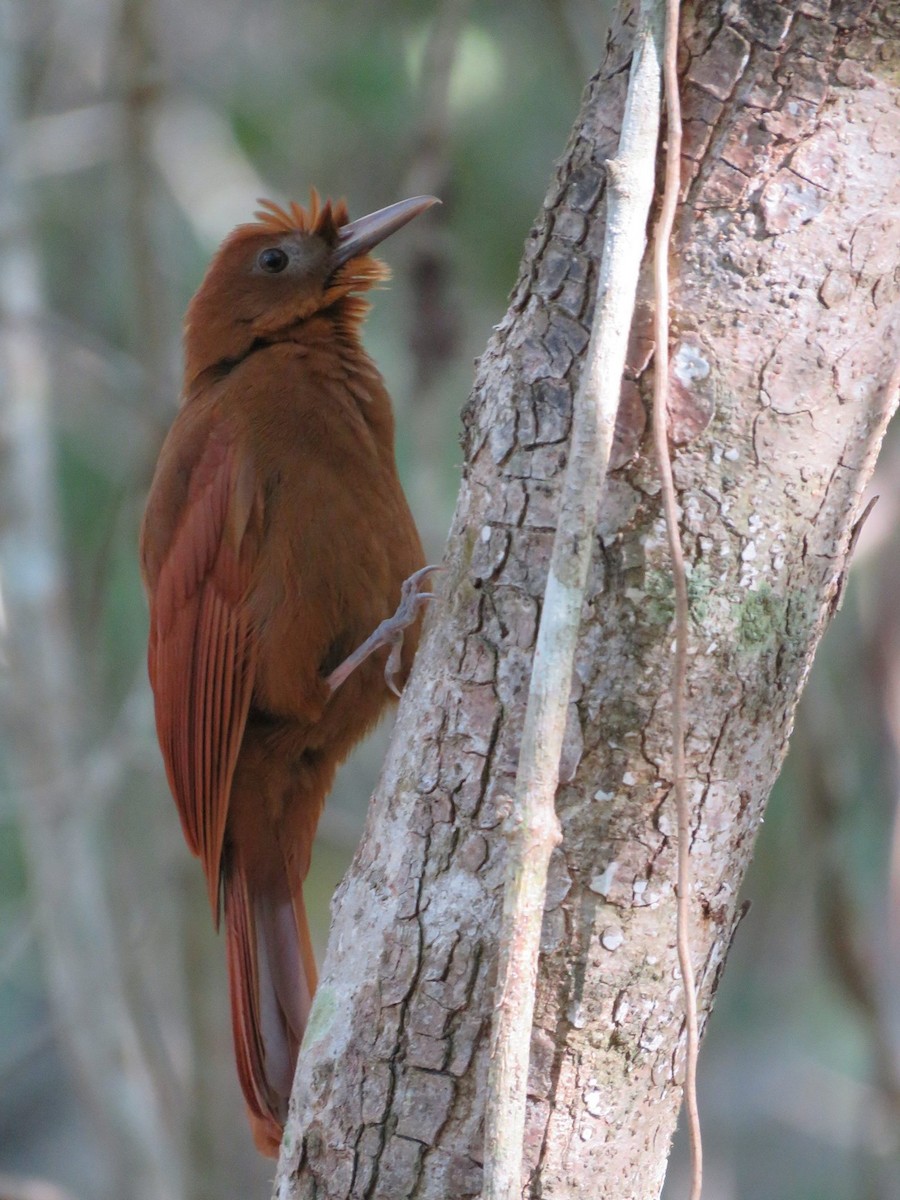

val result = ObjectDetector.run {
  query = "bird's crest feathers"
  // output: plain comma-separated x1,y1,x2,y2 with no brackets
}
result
247,189,349,243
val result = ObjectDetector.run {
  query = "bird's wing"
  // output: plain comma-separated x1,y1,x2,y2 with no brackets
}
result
146,423,262,918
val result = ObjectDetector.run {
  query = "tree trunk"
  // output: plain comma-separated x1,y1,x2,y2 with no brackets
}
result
275,2,900,1196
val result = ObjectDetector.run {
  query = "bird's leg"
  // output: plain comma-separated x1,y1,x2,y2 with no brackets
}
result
325,565,442,698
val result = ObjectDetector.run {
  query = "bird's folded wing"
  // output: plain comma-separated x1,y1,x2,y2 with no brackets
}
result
147,426,261,918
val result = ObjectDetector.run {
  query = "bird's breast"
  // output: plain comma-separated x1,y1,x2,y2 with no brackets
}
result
242,405,422,740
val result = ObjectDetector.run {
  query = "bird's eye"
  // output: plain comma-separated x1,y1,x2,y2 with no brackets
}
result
258,247,289,273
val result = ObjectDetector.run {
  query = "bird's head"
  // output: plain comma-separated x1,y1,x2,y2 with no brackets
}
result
184,190,438,386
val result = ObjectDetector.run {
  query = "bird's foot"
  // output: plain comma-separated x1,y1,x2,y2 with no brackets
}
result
325,565,442,698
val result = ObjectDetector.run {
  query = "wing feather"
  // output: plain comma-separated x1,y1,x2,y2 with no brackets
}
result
146,425,261,919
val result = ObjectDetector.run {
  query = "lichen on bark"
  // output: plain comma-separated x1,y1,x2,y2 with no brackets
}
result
275,2,900,1197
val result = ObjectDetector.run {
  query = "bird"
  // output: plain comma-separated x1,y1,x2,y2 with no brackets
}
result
140,190,439,1156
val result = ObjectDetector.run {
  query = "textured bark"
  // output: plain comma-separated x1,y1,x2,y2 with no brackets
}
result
275,2,900,1197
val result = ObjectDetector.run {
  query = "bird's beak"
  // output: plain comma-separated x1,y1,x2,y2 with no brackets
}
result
332,195,440,268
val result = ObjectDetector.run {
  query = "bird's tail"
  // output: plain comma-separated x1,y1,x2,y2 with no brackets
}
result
223,853,316,1157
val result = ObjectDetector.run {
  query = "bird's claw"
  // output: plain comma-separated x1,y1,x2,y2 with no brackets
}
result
326,565,443,697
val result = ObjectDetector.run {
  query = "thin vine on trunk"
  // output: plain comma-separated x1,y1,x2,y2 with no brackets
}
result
483,6,663,1196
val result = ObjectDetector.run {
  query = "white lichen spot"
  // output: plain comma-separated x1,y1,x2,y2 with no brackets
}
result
672,340,710,386
622,771,637,786
652,1061,672,1087
723,446,740,462
640,1031,664,1053
480,524,491,542
583,1087,606,1118
710,443,723,465
568,1001,587,1029
589,861,619,897
600,925,624,951
706,641,718,654
579,1125,593,1141
741,541,757,562
633,879,648,902
593,788,614,802
646,955,658,966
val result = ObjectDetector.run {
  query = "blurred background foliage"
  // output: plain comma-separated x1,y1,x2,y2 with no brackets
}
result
0,1,897,1198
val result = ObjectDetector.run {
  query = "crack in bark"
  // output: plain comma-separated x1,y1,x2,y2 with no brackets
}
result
361,837,431,1200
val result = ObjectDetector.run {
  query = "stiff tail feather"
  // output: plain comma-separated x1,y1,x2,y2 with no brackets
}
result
224,858,316,1157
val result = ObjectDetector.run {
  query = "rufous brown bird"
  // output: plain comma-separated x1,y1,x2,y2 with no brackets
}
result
140,190,438,1156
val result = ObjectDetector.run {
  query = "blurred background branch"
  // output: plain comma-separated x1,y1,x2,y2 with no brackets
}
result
0,0,181,1195
399,0,470,554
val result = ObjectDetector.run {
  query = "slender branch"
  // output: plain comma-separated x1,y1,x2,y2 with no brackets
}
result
0,1173,79,1200
879,359,900,968
799,695,900,1123
119,0,171,413
401,0,471,553
482,7,664,1197
651,2,702,1198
